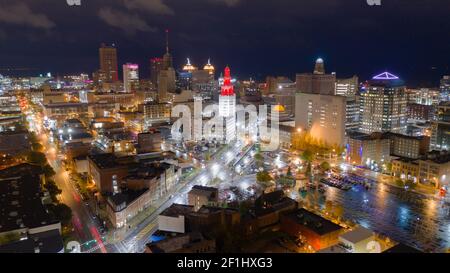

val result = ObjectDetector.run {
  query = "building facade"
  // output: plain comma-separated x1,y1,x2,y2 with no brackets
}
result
360,72,407,134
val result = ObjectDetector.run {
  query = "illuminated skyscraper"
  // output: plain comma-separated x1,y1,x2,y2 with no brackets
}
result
150,57,163,86
440,75,450,101
158,30,176,102
219,66,236,143
360,72,407,134
99,43,118,82
430,102,450,151
123,63,139,93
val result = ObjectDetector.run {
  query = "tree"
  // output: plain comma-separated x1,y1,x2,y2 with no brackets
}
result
44,180,62,202
31,142,44,152
254,152,263,168
256,171,273,188
325,200,334,214
28,132,39,144
334,204,344,221
27,151,48,166
320,161,331,171
301,149,315,163
43,164,56,178
301,149,315,182
395,179,404,188
405,180,417,190
286,166,293,177
47,203,72,226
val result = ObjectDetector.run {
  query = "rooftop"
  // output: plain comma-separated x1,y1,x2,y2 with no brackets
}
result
283,208,343,235
383,243,423,253
107,188,148,211
339,226,374,244
0,229,63,253
0,164,58,233
188,185,218,199
160,203,194,217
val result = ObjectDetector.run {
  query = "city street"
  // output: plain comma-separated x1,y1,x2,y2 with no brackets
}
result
26,108,107,253
112,140,251,253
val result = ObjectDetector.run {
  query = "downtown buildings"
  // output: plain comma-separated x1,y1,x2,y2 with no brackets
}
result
359,72,407,134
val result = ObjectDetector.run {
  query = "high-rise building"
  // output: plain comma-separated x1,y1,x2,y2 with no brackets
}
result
123,63,139,93
346,96,361,132
296,58,336,95
407,88,440,105
360,72,407,134
162,30,173,70
430,102,450,151
218,66,236,143
336,76,358,96
150,58,163,86
295,92,347,147
440,75,450,101
158,30,176,102
99,43,118,82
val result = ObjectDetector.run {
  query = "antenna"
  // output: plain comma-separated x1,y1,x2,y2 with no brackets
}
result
165,29,169,54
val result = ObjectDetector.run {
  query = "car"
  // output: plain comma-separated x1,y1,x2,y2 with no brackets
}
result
85,202,89,206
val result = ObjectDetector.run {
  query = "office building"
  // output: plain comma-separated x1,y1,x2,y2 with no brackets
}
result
123,63,139,93
346,131,391,168
295,92,347,147
440,75,450,101
430,102,450,151
360,72,407,134
99,43,118,83
188,186,219,212
150,57,163,86
335,76,358,97
296,58,336,95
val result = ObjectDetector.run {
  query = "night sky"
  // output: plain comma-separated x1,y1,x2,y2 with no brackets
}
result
0,0,449,86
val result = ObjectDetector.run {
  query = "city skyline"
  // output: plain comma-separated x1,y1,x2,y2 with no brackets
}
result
0,0,449,85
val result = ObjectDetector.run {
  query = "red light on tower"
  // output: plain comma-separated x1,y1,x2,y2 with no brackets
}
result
221,66,234,96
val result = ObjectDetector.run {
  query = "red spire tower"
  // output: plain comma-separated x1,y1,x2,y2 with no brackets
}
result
220,66,234,96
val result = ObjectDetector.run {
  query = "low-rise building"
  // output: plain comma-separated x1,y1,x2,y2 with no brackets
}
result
0,130,30,156
338,226,376,253
157,204,194,234
106,189,152,228
387,133,430,159
391,151,450,188
280,208,344,251
188,185,219,211
347,131,390,168
0,164,63,253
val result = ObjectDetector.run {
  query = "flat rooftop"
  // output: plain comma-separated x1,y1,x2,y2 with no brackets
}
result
0,164,58,233
160,204,194,217
284,208,343,235
339,226,374,244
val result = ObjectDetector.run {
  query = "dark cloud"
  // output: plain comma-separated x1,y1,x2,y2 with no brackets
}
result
98,7,157,35
0,2,55,30
123,0,175,15
0,0,448,85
